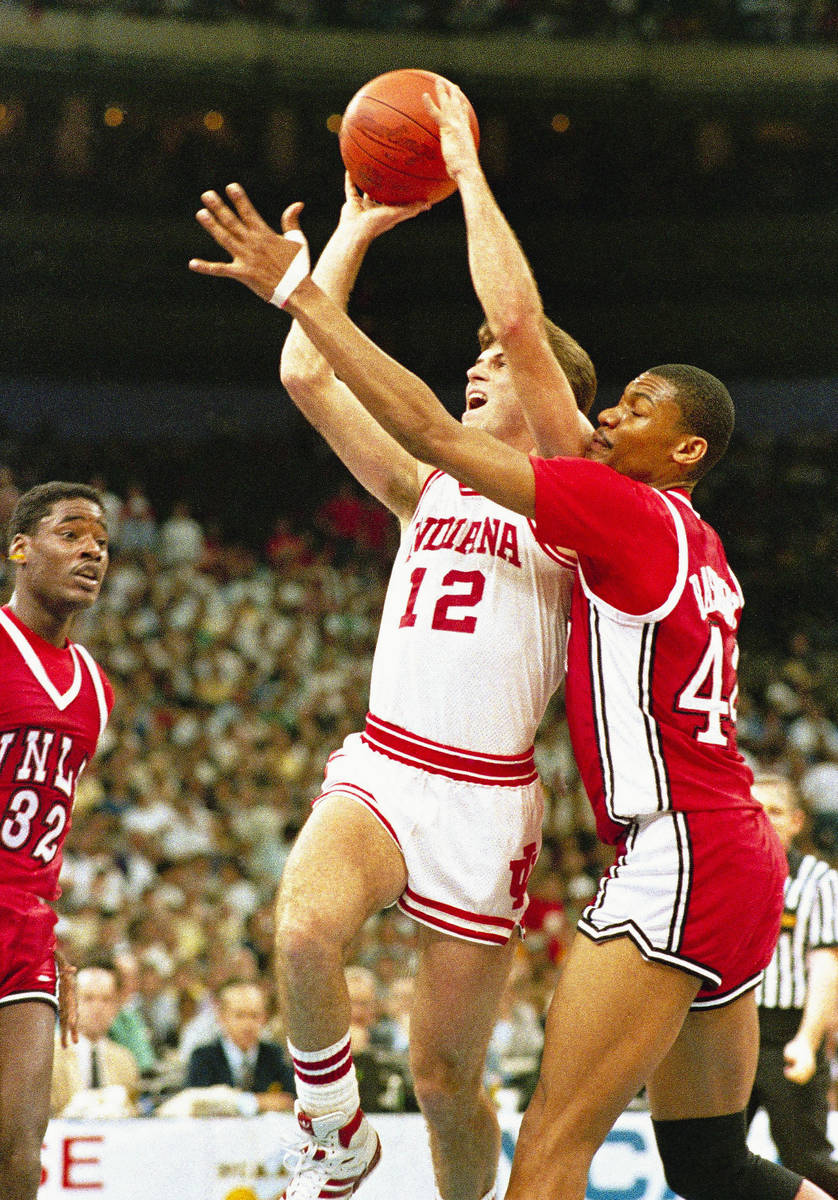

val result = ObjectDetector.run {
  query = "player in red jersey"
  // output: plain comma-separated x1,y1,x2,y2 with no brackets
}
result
187,77,832,1200
0,481,113,1200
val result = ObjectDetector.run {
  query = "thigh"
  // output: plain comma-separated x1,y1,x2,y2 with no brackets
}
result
0,1000,55,1138
529,933,700,1147
278,794,408,941
647,989,760,1120
408,927,516,1083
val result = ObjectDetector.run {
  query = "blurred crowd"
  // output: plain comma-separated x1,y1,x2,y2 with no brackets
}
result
7,0,838,42
0,432,835,1117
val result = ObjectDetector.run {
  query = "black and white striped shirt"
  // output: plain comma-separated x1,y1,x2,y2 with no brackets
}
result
757,848,838,1010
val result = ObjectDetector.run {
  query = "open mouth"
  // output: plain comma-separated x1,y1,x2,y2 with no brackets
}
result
73,569,100,587
466,392,487,411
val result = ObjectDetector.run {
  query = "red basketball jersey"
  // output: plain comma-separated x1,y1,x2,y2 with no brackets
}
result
532,457,756,845
0,605,113,900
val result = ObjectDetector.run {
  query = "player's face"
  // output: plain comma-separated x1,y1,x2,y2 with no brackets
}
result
462,343,530,448
586,373,690,485
12,498,109,614
752,780,804,851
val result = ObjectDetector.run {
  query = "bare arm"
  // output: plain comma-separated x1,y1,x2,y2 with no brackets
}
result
427,80,592,459
279,179,431,523
784,946,838,1084
189,188,536,517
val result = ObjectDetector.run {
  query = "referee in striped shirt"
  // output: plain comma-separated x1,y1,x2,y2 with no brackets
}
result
749,774,838,1196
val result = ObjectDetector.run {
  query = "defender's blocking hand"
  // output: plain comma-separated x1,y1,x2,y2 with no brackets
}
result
189,183,308,304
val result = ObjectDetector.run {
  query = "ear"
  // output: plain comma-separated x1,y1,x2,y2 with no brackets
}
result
672,434,708,472
8,534,27,564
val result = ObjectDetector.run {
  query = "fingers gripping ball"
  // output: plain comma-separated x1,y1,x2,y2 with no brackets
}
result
339,69,479,206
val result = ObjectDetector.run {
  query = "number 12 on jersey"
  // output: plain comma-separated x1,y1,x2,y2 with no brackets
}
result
399,568,486,634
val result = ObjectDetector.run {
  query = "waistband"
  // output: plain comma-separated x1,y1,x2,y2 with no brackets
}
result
362,712,538,787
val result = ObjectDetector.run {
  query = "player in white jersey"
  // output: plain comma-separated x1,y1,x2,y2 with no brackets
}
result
190,167,593,1199
189,79,834,1200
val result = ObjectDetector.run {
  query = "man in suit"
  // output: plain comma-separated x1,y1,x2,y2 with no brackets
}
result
186,979,295,1113
50,964,140,1116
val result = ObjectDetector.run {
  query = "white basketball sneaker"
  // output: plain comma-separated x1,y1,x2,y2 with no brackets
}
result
282,1103,382,1199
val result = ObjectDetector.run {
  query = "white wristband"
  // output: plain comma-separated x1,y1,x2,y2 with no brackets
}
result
269,231,310,309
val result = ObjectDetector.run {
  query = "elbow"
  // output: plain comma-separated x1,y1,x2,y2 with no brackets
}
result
279,358,327,402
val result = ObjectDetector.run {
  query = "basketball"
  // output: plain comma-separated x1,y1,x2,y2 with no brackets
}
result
339,69,480,206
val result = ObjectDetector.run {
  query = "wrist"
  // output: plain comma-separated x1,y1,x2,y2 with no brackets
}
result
269,231,310,309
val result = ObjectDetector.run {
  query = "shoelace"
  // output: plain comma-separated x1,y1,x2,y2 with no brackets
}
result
281,1135,357,1174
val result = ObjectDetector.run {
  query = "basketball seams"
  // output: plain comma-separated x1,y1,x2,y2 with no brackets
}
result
339,68,478,205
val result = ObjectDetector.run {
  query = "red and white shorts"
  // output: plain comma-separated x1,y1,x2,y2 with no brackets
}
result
578,806,786,1008
0,885,58,1009
315,726,544,946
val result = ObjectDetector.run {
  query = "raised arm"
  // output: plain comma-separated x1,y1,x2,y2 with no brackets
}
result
279,177,431,523
427,80,592,459
189,186,536,519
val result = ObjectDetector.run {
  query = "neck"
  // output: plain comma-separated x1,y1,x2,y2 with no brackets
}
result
9,591,73,648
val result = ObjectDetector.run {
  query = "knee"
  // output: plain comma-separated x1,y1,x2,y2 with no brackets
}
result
654,1113,802,1200
273,884,345,976
0,1121,45,1198
410,1049,483,1131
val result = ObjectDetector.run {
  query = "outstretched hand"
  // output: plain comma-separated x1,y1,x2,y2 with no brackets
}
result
189,183,307,303
422,78,480,183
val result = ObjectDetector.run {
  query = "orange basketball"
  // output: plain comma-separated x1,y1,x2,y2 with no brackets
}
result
339,69,480,206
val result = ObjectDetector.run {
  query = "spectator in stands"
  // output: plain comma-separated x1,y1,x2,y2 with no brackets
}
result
118,482,158,555
51,964,141,1117
110,950,158,1073
159,499,205,569
185,978,295,1112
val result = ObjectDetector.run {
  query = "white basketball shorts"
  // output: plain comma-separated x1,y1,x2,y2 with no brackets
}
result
315,731,544,946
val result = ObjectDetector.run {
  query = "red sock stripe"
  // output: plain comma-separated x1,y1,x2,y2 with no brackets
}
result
292,1042,353,1086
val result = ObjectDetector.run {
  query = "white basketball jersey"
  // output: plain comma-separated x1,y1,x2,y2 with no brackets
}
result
367,471,575,760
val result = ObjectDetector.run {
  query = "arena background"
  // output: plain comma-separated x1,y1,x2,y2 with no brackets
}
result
0,9,837,1197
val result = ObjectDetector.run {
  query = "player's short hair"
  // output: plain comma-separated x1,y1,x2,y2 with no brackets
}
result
7,481,104,548
648,364,734,480
478,319,597,417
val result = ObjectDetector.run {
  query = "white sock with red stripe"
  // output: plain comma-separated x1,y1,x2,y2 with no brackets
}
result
288,1032,361,1118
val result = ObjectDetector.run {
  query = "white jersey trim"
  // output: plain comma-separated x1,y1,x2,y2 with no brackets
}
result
0,607,82,711
73,643,110,743
0,989,58,1009
577,488,689,626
